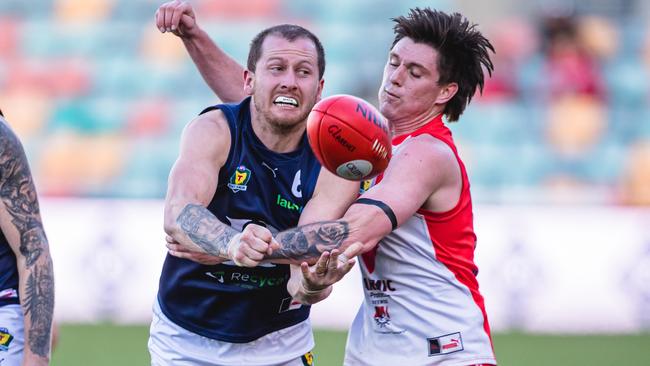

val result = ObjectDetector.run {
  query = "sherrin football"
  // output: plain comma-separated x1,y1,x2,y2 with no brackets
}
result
306,95,392,181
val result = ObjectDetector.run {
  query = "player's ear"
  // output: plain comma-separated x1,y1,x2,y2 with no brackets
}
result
316,78,325,101
435,82,458,105
244,69,255,96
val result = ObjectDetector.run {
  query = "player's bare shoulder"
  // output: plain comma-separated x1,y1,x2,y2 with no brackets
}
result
179,108,232,162
184,108,231,142
389,134,461,192
0,114,29,177
396,134,456,165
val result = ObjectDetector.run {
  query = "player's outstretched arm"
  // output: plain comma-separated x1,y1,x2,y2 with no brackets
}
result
164,111,276,267
267,135,458,264
0,118,54,366
156,0,246,103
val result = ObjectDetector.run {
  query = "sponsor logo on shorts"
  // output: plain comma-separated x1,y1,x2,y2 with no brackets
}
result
279,297,303,313
205,271,288,289
428,332,464,356
0,328,13,351
228,165,251,193
0,289,17,299
301,351,314,366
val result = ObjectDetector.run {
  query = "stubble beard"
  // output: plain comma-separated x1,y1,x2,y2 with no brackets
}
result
254,97,314,135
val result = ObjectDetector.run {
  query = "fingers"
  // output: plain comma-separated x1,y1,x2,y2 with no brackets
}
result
155,8,163,32
166,242,183,252
163,3,174,32
300,261,310,277
230,236,268,267
328,249,341,270
338,257,356,275
315,252,330,276
170,3,185,32
156,0,193,34
342,242,363,259
267,237,281,255
244,224,274,242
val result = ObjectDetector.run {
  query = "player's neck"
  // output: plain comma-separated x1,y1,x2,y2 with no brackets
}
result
250,113,305,153
390,109,443,136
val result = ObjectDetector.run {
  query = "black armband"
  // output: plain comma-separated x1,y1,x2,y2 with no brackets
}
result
353,198,397,231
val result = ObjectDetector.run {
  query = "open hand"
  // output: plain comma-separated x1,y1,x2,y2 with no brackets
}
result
300,242,361,291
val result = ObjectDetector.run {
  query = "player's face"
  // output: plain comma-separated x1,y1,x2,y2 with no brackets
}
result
246,35,324,132
378,37,456,129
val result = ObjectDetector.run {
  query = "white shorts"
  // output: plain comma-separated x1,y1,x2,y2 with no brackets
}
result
148,300,315,366
0,304,24,366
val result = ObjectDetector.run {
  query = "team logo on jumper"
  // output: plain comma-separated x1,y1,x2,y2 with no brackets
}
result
373,306,391,327
0,328,14,351
428,332,464,356
228,165,251,193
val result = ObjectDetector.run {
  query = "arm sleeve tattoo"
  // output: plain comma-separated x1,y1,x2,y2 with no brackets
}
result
0,120,54,358
266,221,349,261
176,203,238,257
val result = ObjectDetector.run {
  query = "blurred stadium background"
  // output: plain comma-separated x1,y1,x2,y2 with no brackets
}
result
1,0,650,364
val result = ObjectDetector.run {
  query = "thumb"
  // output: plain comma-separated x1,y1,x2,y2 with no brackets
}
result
267,237,281,255
342,242,363,258
180,13,195,27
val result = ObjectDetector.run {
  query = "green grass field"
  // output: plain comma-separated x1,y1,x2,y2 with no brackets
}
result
51,324,650,365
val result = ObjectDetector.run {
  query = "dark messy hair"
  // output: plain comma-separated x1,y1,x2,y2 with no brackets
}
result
247,24,326,79
392,8,494,122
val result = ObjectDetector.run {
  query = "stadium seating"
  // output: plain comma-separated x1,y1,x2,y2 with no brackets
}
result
0,1,648,205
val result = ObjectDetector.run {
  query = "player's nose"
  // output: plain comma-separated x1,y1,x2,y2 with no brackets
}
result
279,71,299,90
388,64,406,86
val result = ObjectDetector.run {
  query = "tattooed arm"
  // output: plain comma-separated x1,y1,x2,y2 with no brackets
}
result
270,133,463,264
0,118,54,365
163,110,275,267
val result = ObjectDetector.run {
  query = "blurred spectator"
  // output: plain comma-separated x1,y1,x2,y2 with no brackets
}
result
479,18,537,102
541,15,606,100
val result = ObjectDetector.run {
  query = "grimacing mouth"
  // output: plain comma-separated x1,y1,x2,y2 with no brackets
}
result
273,95,299,107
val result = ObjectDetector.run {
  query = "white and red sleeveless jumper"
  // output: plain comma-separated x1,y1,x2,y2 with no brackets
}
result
344,114,497,366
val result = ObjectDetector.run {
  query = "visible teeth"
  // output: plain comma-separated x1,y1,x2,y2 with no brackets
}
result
274,96,298,106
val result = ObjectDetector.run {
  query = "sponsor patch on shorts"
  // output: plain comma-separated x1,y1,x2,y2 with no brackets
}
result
428,332,463,356
301,351,314,365
0,328,14,351
279,297,302,313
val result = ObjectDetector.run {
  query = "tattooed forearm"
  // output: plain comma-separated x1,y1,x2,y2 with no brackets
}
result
176,204,238,257
23,258,54,357
0,120,54,358
267,221,349,261
0,121,44,266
